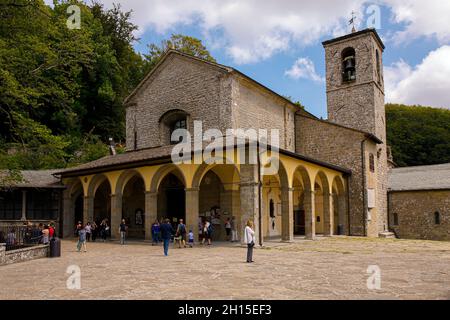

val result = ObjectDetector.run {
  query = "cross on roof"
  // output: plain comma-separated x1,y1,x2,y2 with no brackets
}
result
349,11,357,33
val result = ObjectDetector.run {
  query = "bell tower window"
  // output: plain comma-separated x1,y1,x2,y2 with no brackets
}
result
376,49,381,84
342,47,356,82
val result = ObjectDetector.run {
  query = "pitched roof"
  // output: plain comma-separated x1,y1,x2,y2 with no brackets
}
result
0,170,64,189
124,50,316,118
56,145,176,177
56,141,351,177
322,28,385,50
388,163,450,192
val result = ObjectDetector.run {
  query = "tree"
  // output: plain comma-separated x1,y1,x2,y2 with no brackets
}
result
386,104,450,167
145,34,216,72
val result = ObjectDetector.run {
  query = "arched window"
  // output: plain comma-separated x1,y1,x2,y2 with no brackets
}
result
170,119,187,145
159,110,189,146
269,199,275,218
376,49,381,84
434,212,441,225
342,47,356,82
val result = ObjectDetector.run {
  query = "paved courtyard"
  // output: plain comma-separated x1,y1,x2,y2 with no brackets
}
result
1,237,449,300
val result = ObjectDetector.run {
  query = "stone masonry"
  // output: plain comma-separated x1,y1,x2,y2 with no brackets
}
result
389,190,450,241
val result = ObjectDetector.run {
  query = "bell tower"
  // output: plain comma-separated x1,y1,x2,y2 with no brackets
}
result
322,28,388,237
322,28,385,139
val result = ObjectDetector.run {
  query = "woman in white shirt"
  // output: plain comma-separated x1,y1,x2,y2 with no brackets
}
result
244,220,255,263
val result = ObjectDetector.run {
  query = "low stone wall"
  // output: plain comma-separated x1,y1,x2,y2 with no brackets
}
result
0,243,50,266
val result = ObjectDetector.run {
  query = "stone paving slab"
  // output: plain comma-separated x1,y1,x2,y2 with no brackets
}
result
0,237,449,300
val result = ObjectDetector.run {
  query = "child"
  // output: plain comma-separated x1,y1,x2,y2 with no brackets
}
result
77,225,87,252
188,230,194,248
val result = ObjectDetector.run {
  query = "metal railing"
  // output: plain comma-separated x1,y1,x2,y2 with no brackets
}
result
0,225,45,251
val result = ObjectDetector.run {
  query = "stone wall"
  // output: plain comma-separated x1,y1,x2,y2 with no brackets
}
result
0,243,49,266
231,77,296,152
295,115,380,236
389,190,450,241
125,53,233,151
323,30,388,236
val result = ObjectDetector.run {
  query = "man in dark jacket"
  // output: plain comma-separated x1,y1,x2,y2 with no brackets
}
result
160,219,174,256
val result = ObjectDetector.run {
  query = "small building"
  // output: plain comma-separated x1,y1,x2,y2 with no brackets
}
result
388,163,450,241
0,170,64,234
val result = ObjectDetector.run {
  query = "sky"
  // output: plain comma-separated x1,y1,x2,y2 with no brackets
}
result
49,0,450,118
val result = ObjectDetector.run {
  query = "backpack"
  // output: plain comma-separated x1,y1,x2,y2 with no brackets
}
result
207,223,213,234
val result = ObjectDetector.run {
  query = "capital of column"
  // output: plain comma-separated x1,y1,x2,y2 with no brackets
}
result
185,188,200,192
145,191,158,196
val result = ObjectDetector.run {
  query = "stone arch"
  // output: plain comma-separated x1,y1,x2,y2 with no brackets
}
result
150,164,187,193
192,163,240,190
332,175,347,235
87,174,112,198
342,47,356,82
115,169,146,196
158,109,191,145
313,171,332,235
121,173,146,239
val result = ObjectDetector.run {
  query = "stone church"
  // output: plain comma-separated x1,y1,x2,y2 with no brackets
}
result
1,29,448,242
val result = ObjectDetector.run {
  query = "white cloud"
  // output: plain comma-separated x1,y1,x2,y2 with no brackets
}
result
382,0,450,44
43,1,450,64
385,46,450,109
285,58,324,83
97,0,368,64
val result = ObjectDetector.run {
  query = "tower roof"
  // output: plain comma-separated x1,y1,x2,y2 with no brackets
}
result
322,28,385,50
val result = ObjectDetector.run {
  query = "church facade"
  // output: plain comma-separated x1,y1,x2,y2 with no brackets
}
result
52,28,390,242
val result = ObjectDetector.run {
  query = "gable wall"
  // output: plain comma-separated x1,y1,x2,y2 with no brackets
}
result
125,54,233,150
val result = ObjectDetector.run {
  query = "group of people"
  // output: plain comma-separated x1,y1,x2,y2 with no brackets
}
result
150,216,256,262
71,215,256,263
74,219,110,252
0,222,56,248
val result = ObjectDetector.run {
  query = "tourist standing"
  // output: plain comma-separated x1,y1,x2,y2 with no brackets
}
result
225,218,232,241
188,229,194,248
77,225,87,252
85,222,92,242
100,219,109,242
201,220,212,246
6,228,16,247
119,219,127,245
49,222,56,239
244,220,255,263
160,219,174,256
176,219,187,248
151,220,161,245
42,225,50,245
230,216,238,242
91,221,98,242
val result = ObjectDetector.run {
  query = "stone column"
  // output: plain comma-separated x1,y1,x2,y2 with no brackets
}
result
144,192,158,240
21,190,27,221
110,194,122,240
281,187,294,242
185,188,199,241
62,189,73,238
338,194,348,235
83,196,94,225
240,181,260,244
0,243,6,266
304,190,316,240
323,191,333,236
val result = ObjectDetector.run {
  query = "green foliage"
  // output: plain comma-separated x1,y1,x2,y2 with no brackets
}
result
386,104,450,167
145,34,216,72
282,96,305,109
0,1,217,171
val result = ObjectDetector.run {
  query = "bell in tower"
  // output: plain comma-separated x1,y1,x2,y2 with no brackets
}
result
342,48,356,82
